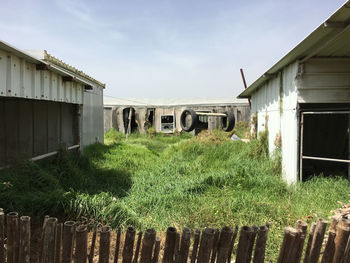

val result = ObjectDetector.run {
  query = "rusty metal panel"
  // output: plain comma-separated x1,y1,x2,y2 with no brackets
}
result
33,101,48,156
18,100,33,158
48,102,60,152
5,99,19,162
0,100,5,165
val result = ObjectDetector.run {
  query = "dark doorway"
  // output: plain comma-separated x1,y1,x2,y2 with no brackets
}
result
123,108,137,134
300,103,350,181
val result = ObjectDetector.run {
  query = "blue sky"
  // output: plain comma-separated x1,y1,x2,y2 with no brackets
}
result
0,0,346,98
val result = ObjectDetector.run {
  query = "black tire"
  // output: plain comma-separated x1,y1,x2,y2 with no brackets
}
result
221,111,235,132
180,109,198,132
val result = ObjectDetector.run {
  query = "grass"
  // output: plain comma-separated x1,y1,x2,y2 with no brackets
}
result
0,126,349,261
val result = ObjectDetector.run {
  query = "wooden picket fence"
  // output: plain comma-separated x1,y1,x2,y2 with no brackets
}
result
1,209,350,262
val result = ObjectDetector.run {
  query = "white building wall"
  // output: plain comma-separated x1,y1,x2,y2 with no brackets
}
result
250,62,299,184
81,86,104,147
0,50,83,104
280,62,299,184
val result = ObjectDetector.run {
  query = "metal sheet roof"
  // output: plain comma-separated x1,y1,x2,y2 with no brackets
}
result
104,97,249,107
238,1,350,98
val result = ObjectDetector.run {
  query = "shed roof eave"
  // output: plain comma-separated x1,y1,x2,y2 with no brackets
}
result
237,0,350,98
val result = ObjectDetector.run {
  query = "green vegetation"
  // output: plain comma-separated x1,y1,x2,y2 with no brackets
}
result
1,126,349,261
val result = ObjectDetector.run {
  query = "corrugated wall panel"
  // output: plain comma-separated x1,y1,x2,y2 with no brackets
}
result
298,58,350,103
0,51,84,104
281,62,299,184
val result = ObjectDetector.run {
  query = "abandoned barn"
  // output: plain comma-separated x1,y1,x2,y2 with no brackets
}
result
238,2,350,183
103,97,250,134
0,41,104,166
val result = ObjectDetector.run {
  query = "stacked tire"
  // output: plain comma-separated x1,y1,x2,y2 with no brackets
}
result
180,109,235,132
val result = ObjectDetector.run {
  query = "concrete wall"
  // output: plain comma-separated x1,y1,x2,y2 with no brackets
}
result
0,97,78,165
105,104,250,134
250,62,299,184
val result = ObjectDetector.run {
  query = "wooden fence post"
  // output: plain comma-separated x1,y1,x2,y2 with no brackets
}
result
42,217,58,263
308,219,328,263
55,223,63,263
18,216,31,263
89,226,97,263
0,209,5,263
277,227,299,263
197,228,215,263
62,221,75,263
7,212,19,263
122,227,136,263
133,231,143,263
216,227,233,263
227,226,238,263
163,227,177,263
236,226,253,263
303,222,316,263
247,225,258,263
140,229,156,263
114,228,122,263
320,231,336,263
253,225,269,263
99,226,111,263
332,218,350,263
291,220,308,263
190,229,201,263
152,237,161,263
76,225,88,263
178,228,191,263
210,229,220,263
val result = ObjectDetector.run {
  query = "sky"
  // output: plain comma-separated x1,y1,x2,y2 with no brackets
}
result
0,0,346,99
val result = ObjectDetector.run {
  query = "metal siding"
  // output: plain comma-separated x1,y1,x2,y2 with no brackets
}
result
281,62,299,184
0,100,5,165
0,51,6,96
250,62,299,184
298,58,350,103
18,100,33,158
0,51,84,104
81,86,104,148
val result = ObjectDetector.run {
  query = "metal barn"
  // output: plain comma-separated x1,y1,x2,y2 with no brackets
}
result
238,1,350,183
0,41,104,166
104,97,250,134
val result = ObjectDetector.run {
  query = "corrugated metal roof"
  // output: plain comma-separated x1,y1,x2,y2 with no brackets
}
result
104,97,249,107
238,0,350,98
26,50,105,88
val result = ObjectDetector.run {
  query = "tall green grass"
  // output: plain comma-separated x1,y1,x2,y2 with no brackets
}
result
0,128,349,261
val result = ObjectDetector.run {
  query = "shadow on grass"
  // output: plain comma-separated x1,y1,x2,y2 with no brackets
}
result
0,142,132,217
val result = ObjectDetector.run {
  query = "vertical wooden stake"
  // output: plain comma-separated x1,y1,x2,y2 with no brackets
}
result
333,218,350,263
55,223,63,263
253,225,269,263
320,231,336,263
308,218,328,263
247,225,258,263
190,229,201,263
122,227,136,263
292,220,308,263
99,226,111,263
7,212,19,263
89,226,97,263
236,226,253,263
18,216,31,263
114,228,122,263
42,217,58,263
178,228,191,263
133,231,143,263
152,237,161,263
75,225,88,263
210,229,220,263
277,227,299,263
140,229,156,263
227,225,238,263
303,222,316,263
162,227,177,263
197,228,215,263
62,221,75,263
216,227,233,263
